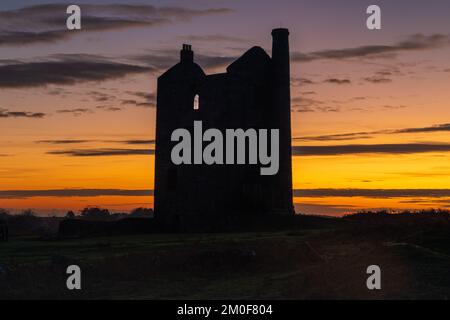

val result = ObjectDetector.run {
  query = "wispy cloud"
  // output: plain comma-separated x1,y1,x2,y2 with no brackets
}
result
295,132,375,142
120,139,155,145
291,96,340,113
2,188,449,200
0,4,234,46
399,198,450,207
126,91,156,101
364,76,392,84
396,123,450,134
293,143,450,156
37,139,90,144
324,78,351,85
296,123,450,142
47,148,155,157
88,91,117,103
120,99,155,108
47,143,450,157
291,77,315,86
37,139,155,145
292,34,450,62
0,188,153,199
120,91,156,108
294,189,450,198
56,108,92,116
96,106,122,112
0,55,152,88
0,108,45,118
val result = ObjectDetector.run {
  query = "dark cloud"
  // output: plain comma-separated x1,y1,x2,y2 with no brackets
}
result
292,96,322,107
56,108,92,116
121,99,155,108
294,189,450,198
293,143,450,156
296,123,450,142
3,187,448,201
373,67,403,78
293,107,315,113
293,34,450,62
292,97,340,113
37,139,155,145
88,91,116,102
399,198,450,207
291,96,340,113
47,148,155,157
294,132,374,142
0,109,45,118
382,105,407,110
127,91,156,101
324,78,351,85
47,87,71,96
0,57,152,88
291,77,315,86
396,123,450,134
364,76,392,84
0,30,69,46
313,106,340,113
96,106,122,112
121,140,156,145
0,4,233,46
0,188,153,199
37,140,90,144
121,91,156,108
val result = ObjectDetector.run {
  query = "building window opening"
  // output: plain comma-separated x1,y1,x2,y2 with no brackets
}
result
193,94,200,110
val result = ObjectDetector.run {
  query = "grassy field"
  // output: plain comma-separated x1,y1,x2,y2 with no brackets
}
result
2,214,450,299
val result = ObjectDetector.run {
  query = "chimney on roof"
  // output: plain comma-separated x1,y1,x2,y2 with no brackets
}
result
180,44,193,63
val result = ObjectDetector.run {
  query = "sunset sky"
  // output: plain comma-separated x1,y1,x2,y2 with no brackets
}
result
1,0,450,216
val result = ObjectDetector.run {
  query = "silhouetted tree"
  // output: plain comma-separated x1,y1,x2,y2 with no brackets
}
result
65,211,76,219
80,207,110,220
19,209,36,217
129,207,154,218
0,209,9,219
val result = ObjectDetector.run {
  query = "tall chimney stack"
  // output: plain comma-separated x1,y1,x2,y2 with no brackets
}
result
271,28,294,214
180,44,193,63
271,28,290,86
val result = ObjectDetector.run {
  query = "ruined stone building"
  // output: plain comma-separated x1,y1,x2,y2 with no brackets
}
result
154,28,294,231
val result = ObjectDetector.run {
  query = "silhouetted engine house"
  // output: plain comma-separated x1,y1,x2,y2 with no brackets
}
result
154,29,294,232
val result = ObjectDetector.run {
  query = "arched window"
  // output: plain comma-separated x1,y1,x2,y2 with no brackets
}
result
193,94,200,110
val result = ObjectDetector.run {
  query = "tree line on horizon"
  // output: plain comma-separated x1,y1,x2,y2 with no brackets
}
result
0,207,154,221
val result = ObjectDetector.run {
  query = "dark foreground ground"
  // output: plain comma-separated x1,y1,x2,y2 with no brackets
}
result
1,213,450,299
